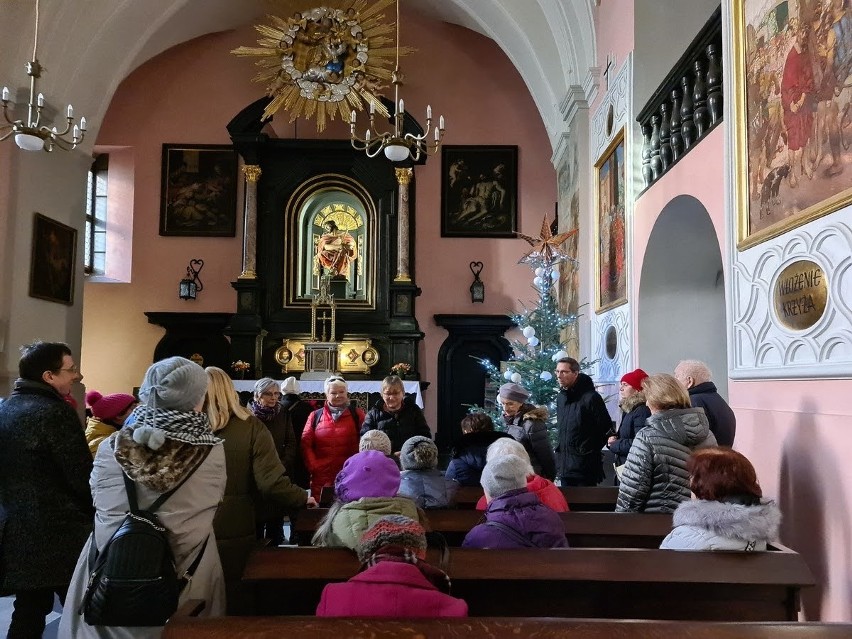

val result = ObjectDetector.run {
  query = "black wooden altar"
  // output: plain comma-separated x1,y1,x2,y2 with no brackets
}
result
226,99,424,380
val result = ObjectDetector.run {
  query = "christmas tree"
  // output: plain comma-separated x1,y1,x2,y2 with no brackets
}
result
474,215,582,443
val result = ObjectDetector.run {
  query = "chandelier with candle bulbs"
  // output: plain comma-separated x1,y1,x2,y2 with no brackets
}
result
349,0,445,162
1,0,87,152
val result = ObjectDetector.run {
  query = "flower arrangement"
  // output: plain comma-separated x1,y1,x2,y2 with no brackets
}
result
389,362,411,378
231,360,251,379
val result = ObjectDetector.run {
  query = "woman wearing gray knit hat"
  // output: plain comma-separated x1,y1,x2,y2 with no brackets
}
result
498,382,557,480
398,436,459,509
60,356,228,637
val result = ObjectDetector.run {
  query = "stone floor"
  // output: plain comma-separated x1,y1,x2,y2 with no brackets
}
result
0,594,62,638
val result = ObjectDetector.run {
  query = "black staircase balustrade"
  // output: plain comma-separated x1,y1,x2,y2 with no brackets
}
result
636,5,722,194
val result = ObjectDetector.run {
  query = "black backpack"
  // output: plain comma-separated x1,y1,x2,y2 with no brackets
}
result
80,454,209,627
308,401,362,432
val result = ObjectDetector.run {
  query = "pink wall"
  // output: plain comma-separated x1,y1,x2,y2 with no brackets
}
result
591,0,635,113
81,10,556,431
633,125,852,621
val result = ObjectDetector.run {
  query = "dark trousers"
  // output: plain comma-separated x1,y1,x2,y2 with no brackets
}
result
8,586,67,639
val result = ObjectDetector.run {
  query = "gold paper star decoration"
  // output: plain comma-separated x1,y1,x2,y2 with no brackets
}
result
516,215,578,267
231,0,412,132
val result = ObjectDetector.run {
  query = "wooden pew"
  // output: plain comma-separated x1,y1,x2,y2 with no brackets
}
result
293,508,673,548
241,545,814,621
164,610,852,639
453,485,619,510
318,485,620,510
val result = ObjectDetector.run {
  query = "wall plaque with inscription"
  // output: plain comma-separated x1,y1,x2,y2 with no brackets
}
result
772,260,828,331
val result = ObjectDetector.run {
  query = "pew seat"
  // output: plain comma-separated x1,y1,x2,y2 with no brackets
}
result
241,544,814,621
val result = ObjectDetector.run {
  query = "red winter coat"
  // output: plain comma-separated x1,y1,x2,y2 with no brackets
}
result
475,474,569,512
316,561,468,617
300,404,362,499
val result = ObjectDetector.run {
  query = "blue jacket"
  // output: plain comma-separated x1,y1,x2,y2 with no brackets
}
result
462,488,568,549
688,382,736,446
608,393,651,465
445,430,512,487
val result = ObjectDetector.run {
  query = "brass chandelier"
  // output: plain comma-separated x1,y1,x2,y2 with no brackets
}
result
1,0,87,152
349,0,445,162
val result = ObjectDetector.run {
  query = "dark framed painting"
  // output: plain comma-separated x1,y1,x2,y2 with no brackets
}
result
733,0,852,249
441,145,518,237
29,213,77,305
594,128,627,313
160,144,238,236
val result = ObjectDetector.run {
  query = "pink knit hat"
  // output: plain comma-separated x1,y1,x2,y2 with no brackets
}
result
86,390,137,421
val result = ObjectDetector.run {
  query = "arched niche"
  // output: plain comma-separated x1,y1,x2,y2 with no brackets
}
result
637,194,729,398
284,174,377,308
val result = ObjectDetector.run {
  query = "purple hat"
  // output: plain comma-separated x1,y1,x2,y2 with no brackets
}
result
335,450,401,503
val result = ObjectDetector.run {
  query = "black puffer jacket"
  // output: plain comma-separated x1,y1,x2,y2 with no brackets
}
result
615,407,717,513
506,405,556,480
555,373,612,485
608,392,652,465
445,430,512,486
360,396,431,453
0,379,94,591
688,382,736,447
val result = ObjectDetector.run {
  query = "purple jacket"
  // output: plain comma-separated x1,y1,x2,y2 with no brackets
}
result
462,488,568,549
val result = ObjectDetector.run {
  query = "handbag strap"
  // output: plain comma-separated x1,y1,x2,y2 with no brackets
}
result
484,520,537,547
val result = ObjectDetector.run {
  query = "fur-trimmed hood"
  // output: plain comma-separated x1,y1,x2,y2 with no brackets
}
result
619,392,646,414
672,499,781,542
112,427,213,493
521,405,549,422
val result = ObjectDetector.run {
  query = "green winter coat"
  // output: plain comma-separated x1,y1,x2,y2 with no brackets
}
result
328,496,420,549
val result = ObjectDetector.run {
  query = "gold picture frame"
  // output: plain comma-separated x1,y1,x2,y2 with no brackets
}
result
733,0,852,250
594,128,627,313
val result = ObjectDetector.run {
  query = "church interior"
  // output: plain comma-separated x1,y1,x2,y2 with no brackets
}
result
1,0,851,626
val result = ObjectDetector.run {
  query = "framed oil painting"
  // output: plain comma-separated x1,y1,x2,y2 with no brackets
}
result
594,129,627,313
733,0,852,249
29,213,77,305
160,144,238,236
441,145,518,238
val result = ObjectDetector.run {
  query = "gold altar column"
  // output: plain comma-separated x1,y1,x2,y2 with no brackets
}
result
239,164,262,279
394,167,413,282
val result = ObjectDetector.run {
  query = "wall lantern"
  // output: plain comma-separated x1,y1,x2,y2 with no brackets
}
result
179,259,204,300
469,261,485,303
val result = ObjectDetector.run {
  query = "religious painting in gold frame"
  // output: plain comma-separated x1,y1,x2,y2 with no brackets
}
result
594,129,627,313
733,0,852,250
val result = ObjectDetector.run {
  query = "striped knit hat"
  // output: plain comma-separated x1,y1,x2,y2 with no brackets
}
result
356,515,427,562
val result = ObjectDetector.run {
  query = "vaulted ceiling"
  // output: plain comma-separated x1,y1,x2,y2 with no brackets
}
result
0,0,596,152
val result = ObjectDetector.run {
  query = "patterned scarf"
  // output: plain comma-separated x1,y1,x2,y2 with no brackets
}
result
249,400,280,424
361,544,453,594
128,403,220,447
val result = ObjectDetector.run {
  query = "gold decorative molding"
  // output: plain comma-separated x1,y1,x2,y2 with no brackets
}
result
242,165,262,182
395,167,413,186
394,274,412,282
238,269,257,280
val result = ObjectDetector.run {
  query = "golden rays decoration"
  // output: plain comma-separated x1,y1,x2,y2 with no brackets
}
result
232,0,412,131
516,215,578,267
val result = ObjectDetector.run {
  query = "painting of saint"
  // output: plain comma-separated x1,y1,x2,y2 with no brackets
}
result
736,0,852,247
596,132,627,312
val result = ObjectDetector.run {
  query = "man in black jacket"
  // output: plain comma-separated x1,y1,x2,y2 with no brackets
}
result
0,341,94,638
674,359,736,446
555,357,613,486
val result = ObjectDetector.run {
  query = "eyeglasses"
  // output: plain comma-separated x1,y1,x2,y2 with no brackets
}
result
58,365,79,374
260,391,281,397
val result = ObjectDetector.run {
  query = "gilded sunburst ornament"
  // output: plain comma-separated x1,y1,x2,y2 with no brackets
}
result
232,0,410,131
516,215,578,267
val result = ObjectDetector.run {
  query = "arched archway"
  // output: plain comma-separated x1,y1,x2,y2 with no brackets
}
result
637,194,729,397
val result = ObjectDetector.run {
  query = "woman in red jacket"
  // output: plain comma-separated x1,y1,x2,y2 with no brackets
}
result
316,515,468,617
300,376,363,500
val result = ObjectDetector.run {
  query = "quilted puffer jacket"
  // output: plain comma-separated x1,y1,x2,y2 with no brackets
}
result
505,405,557,480
615,407,717,513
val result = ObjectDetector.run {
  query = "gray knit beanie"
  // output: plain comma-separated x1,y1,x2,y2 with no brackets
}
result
400,436,438,470
281,376,300,395
359,429,392,456
138,356,208,412
498,382,530,403
480,454,530,499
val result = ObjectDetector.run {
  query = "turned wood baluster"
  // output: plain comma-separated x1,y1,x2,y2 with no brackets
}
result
670,88,683,162
650,115,662,181
641,122,653,187
680,75,695,150
706,43,723,125
659,102,672,172
693,59,708,138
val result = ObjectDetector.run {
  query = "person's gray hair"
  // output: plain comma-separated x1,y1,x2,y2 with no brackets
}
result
324,375,348,393
480,454,530,500
675,359,712,384
486,438,531,466
253,377,280,400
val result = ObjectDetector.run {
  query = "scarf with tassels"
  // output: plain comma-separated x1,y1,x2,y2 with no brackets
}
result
127,403,220,450
249,400,280,424
361,545,453,594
